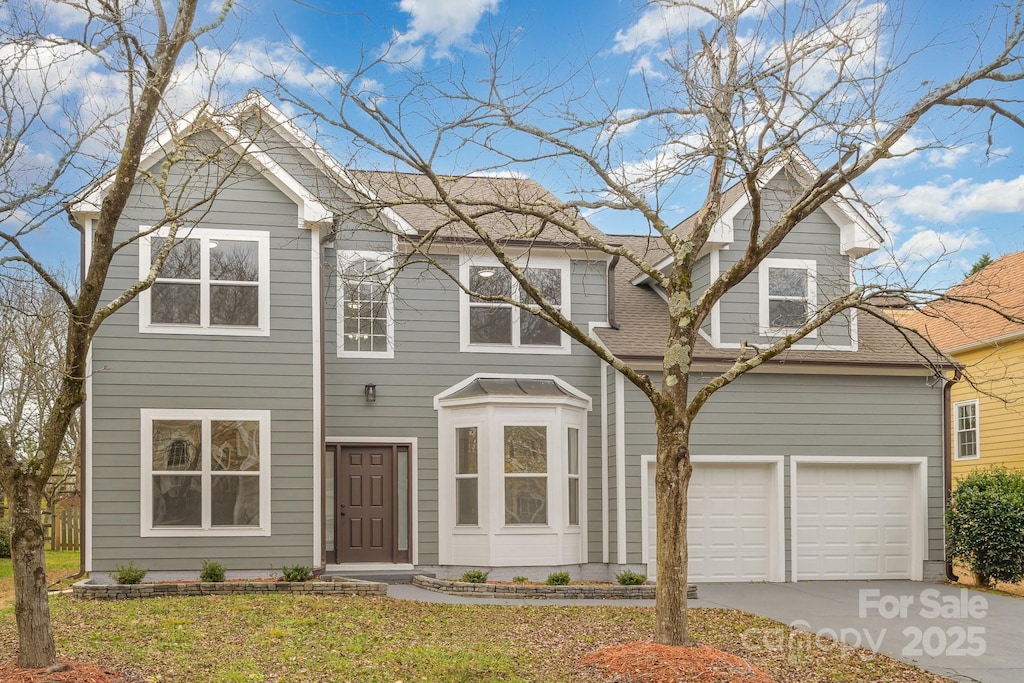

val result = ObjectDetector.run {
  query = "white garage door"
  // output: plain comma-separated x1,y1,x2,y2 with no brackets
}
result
647,461,777,582
794,463,915,580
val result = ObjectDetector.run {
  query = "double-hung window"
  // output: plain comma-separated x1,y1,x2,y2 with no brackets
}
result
141,409,271,537
139,227,270,336
954,400,980,460
759,258,817,337
504,425,548,525
338,250,394,358
461,257,570,353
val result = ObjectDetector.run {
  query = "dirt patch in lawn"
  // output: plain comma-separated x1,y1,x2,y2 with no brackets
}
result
952,563,1024,598
582,642,776,682
0,660,140,683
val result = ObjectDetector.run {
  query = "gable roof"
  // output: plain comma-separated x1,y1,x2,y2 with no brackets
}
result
349,170,605,248
904,251,1024,352
600,235,944,369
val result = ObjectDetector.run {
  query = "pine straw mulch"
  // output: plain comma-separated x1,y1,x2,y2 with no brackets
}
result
0,660,142,683
581,642,776,683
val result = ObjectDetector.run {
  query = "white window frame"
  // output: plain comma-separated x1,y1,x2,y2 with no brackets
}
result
459,255,572,354
454,425,480,527
501,422,551,527
954,399,981,461
138,226,271,336
566,427,581,526
337,249,395,359
140,409,272,537
758,258,817,338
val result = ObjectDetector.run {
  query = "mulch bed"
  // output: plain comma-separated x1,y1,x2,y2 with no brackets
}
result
582,642,776,683
0,660,129,683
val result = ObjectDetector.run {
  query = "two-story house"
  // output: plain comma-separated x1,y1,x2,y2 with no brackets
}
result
75,94,948,584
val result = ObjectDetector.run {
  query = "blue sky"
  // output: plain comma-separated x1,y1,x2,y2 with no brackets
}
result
11,0,1024,289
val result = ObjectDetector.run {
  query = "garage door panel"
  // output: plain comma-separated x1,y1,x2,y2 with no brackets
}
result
795,463,916,581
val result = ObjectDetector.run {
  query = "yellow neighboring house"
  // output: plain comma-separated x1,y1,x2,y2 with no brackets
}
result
906,251,1024,482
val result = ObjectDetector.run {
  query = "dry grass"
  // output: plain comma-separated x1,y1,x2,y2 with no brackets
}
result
0,552,80,608
952,562,1024,598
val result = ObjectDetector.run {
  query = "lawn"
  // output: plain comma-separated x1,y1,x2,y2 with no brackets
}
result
0,592,953,683
0,550,80,607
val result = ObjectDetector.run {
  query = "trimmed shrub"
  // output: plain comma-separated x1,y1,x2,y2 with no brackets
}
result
545,571,571,586
459,569,489,583
0,518,10,559
111,561,147,585
947,467,1024,587
512,575,529,584
281,565,313,582
615,570,647,586
199,560,227,583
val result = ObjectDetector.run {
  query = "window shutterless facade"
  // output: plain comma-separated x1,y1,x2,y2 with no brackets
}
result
138,227,270,336
140,409,271,537
338,250,395,358
759,258,817,337
954,399,980,460
459,256,571,354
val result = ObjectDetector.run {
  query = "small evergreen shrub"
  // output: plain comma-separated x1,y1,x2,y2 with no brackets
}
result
111,561,147,585
459,569,489,583
947,467,1024,587
199,560,227,583
0,518,10,559
545,571,571,586
512,575,529,584
615,570,648,585
281,565,313,582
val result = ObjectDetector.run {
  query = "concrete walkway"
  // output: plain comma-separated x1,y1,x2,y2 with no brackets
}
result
387,581,1023,683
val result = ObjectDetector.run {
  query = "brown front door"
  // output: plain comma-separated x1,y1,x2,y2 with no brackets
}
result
338,445,394,563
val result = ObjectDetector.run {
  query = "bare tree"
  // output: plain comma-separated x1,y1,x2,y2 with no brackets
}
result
0,0,239,667
269,0,1024,645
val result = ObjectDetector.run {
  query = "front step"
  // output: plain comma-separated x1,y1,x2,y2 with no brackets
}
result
322,570,435,584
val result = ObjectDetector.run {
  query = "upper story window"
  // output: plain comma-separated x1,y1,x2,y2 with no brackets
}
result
338,250,394,358
759,258,817,337
141,409,271,537
460,256,571,354
138,227,270,336
954,400,980,460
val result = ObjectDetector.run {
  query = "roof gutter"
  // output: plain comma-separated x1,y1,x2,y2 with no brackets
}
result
607,254,620,330
943,366,963,583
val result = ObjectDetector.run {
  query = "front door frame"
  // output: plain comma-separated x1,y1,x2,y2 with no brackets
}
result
324,437,418,566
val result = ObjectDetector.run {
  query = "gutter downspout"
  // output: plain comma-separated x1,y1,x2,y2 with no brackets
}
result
943,366,963,583
607,254,620,330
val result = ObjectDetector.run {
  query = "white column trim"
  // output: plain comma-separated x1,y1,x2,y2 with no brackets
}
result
614,371,626,565
311,227,323,567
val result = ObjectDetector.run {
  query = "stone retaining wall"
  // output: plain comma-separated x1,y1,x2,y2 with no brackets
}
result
73,576,386,600
413,575,697,600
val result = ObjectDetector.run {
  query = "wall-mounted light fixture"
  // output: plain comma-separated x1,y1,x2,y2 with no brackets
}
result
476,269,495,278
364,383,377,403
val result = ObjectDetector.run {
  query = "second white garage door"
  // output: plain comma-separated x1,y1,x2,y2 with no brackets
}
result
793,461,919,581
646,459,782,582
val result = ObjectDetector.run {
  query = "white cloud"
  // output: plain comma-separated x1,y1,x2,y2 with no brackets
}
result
388,0,500,65
881,175,1024,222
612,0,719,53
893,228,986,264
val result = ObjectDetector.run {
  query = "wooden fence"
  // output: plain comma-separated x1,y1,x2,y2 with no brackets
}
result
44,508,81,552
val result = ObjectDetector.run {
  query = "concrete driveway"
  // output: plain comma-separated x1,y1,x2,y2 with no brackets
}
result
695,581,1024,683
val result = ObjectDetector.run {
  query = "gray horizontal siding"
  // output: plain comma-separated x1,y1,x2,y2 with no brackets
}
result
89,157,315,572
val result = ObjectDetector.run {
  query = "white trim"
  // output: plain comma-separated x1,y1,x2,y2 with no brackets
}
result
709,248,722,347
789,456,928,582
336,249,395,359
138,226,271,336
433,372,592,410
324,436,419,565
639,454,785,582
600,364,610,563
614,371,626,565
311,229,323,567
945,329,1024,355
953,399,981,461
458,254,572,355
758,258,818,338
140,409,272,537
84,218,94,572
326,563,415,572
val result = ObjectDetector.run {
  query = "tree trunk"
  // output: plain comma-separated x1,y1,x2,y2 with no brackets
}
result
10,480,55,668
653,416,695,646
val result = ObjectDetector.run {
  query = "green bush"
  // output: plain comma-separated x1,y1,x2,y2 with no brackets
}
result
200,560,226,583
545,571,571,586
615,570,647,585
459,569,489,583
111,561,147,585
0,518,10,559
512,575,529,584
947,467,1024,587
281,565,312,582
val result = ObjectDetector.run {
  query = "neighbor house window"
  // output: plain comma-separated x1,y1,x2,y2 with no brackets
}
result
460,257,570,353
759,258,817,336
141,409,271,536
139,227,270,336
954,400,980,460
338,250,394,358
455,427,479,525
